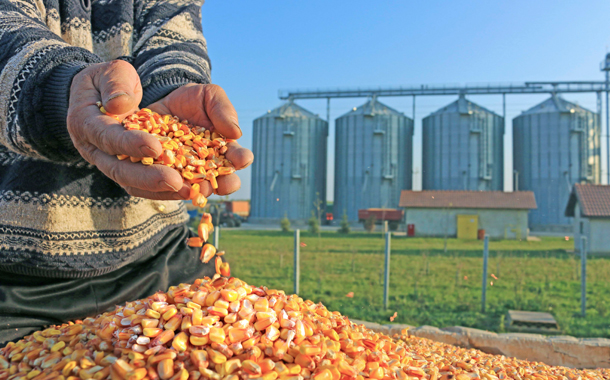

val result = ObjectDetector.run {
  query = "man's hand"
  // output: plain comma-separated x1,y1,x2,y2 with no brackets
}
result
67,61,193,200
147,84,254,197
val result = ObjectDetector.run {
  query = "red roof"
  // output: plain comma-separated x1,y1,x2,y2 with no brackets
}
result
399,190,537,210
565,184,610,218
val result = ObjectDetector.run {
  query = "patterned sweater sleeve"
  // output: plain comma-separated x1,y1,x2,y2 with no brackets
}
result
0,0,102,162
133,0,211,107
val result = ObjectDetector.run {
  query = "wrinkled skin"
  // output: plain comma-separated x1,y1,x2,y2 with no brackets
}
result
67,60,253,200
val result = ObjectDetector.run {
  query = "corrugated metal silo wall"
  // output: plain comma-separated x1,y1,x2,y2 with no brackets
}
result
334,113,413,221
250,114,328,221
422,111,504,191
513,110,600,229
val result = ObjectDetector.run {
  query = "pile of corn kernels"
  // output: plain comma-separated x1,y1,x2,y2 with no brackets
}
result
97,105,233,265
1,274,609,380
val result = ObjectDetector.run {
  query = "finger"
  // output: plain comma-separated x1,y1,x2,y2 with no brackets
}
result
147,102,171,116
202,85,242,139
224,141,253,170
198,180,214,198
81,112,162,158
215,173,241,195
123,187,192,201
96,60,143,115
87,147,187,193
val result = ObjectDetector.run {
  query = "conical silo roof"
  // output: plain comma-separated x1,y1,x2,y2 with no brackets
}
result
428,94,500,116
339,98,405,118
258,101,320,119
519,95,594,115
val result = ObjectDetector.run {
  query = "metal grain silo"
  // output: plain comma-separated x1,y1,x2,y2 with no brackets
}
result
422,95,504,191
250,101,328,222
334,98,413,221
513,95,600,231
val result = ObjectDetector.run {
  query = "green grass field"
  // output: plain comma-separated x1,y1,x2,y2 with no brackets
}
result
217,229,610,338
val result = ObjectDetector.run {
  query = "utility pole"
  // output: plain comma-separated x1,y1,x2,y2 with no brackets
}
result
606,71,609,185
294,230,300,295
383,229,391,310
601,54,610,184
481,235,489,313
581,237,587,317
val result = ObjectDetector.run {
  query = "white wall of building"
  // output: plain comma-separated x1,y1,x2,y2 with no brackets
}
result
572,202,610,255
589,220,610,254
404,208,529,239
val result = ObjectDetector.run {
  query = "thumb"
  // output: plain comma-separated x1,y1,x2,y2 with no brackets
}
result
201,84,242,139
97,60,143,115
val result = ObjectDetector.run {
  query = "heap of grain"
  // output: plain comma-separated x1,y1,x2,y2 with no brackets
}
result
1,274,609,380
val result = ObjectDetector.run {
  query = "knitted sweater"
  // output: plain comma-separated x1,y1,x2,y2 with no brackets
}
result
0,0,211,278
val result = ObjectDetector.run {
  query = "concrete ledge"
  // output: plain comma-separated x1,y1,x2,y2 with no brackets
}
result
350,320,610,369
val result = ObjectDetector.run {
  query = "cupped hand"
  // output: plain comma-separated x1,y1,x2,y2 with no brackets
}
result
67,60,190,200
147,84,254,197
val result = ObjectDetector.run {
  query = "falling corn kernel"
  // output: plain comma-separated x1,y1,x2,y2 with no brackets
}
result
187,237,204,248
200,243,216,264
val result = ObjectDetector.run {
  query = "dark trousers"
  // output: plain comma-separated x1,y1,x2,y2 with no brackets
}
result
0,225,215,345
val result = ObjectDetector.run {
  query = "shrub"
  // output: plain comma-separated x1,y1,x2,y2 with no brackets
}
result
280,215,291,233
308,211,320,234
338,212,350,234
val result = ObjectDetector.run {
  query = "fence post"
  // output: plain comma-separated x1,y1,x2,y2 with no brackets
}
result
581,236,587,317
383,231,391,309
214,225,220,249
482,235,489,313
294,229,300,295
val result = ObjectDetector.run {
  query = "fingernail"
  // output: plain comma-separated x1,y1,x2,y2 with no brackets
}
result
107,92,128,102
140,145,159,158
233,119,242,135
161,181,179,192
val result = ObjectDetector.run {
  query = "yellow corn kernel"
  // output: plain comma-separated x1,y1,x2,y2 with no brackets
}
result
199,244,216,264
51,342,66,353
141,157,154,166
172,332,188,352
189,336,209,347
145,310,161,319
208,328,225,344
157,359,174,380
207,350,226,365
126,368,147,380
187,237,204,248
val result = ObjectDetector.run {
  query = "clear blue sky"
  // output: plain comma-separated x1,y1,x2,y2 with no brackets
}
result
201,0,610,201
